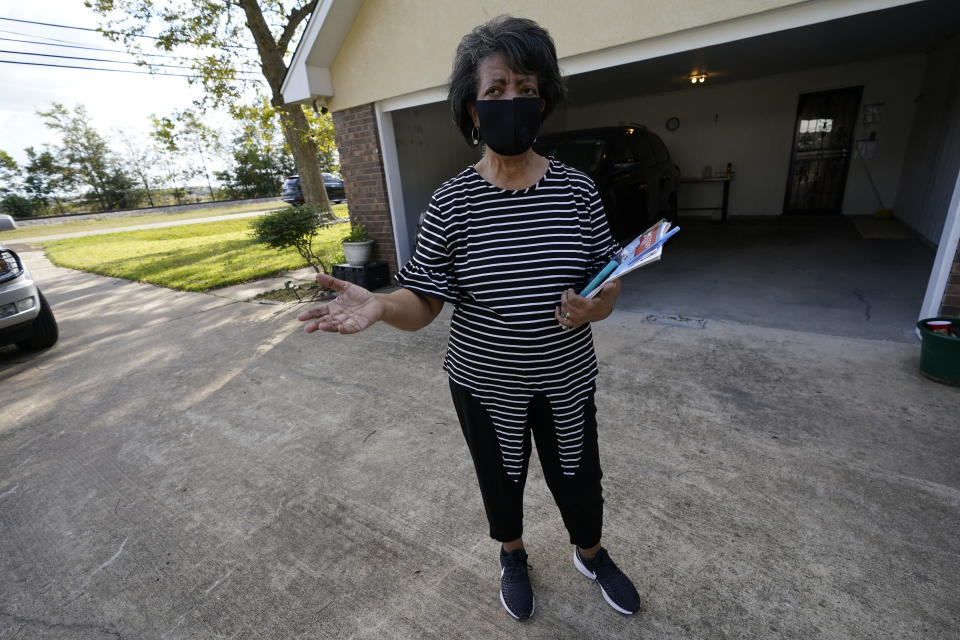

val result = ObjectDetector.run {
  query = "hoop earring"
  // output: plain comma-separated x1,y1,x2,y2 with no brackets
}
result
471,127,480,146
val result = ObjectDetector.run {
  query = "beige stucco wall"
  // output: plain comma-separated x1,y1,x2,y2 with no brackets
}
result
326,0,809,112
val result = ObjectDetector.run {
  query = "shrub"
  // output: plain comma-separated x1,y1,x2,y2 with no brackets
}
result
250,205,338,273
0,194,41,218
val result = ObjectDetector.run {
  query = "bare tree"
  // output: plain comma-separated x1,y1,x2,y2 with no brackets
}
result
117,131,160,207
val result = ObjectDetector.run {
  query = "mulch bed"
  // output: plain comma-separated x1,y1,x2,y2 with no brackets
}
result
253,282,336,303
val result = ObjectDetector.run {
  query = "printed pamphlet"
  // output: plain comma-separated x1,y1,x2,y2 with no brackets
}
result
580,219,680,299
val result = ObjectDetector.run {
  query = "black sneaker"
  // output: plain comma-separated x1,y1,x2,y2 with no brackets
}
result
574,547,642,614
499,546,535,620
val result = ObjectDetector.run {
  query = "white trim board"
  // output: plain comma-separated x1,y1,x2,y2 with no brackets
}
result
281,0,363,105
374,103,411,267
920,167,960,321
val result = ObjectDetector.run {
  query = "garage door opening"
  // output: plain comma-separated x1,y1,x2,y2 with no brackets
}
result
380,0,959,339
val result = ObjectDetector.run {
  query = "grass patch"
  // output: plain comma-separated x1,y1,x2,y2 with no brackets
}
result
0,202,349,242
43,218,350,292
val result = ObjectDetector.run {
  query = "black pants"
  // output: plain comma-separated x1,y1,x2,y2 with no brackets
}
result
449,379,604,548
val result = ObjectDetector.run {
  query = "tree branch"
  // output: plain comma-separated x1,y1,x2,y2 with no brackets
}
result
277,0,318,56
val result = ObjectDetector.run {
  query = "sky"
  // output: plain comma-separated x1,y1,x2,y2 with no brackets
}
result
0,1,264,168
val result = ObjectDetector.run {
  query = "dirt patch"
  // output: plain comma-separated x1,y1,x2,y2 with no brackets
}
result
253,282,335,303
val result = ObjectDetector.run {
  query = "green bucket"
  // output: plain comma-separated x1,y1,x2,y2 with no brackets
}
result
917,317,960,385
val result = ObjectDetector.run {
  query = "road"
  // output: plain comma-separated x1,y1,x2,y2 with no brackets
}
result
6,210,279,244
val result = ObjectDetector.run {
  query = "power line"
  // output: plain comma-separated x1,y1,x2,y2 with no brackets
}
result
0,16,108,34
0,15,170,43
0,48,260,74
0,58,265,82
0,35,182,59
0,26,96,47
0,15,259,51
0,58,194,77
0,35,261,70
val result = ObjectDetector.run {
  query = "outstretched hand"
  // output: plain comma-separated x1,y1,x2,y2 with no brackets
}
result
297,273,383,334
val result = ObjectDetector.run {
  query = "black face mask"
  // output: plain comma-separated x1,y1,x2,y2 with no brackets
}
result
474,97,543,156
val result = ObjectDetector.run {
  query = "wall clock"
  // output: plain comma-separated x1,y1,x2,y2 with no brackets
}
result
665,117,680,131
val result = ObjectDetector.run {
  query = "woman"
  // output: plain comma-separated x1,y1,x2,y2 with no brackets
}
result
298,15,642,620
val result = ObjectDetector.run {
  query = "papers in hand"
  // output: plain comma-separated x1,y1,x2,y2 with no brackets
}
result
580,219,680,299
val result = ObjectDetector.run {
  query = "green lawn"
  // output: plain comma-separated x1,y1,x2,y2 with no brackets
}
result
0,202,349,242
43,218,350,292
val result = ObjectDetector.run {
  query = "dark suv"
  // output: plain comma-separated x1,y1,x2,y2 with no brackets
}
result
534,125,679,241
281,172,346,205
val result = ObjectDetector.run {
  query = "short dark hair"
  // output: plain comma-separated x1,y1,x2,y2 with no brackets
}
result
448,15,566,146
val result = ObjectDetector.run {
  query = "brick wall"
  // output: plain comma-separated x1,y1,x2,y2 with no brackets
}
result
332,103,398,275
941,241,960,316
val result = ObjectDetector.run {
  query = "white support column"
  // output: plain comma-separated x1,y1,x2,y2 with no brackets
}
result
919,166,960,321
374,102,411,268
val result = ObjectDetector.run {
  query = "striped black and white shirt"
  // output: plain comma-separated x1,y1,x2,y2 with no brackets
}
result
396,159,619,479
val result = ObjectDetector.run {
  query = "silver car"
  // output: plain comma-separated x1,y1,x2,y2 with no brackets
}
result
0,243,58,351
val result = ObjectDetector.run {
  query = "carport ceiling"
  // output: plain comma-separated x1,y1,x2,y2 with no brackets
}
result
565,0,960,105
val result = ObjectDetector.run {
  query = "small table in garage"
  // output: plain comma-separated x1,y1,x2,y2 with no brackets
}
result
678,176,731,223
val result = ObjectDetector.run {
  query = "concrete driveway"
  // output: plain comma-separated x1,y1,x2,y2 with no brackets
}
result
1,248,958,639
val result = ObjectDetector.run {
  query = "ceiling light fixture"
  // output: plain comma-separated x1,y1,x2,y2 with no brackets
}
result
690,73,708,84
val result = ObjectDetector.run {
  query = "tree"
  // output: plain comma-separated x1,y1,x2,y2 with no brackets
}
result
217,97,309,198
220,97,294,197
0,194,40,218
23,147,69,213
304,108,339,173
88,0,332,210
215,95,340,200
232,97,288,157
0,151,39,217
217,143,292,198
37,103,134,210
150,110,219,200
117,133,161,207
0,148,68,217
0,150,18,194
100,167,139,210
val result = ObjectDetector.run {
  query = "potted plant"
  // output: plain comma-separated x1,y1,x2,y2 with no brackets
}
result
341,223,374,266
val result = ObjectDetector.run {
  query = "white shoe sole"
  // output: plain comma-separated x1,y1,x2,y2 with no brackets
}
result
573,549,635,615
499,588,535,620
500,566,535,619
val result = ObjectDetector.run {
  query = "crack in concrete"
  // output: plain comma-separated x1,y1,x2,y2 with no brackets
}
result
643,313,709,329
853,290,873,321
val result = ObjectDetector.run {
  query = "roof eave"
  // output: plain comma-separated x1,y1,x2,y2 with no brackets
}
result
281,0,363,106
